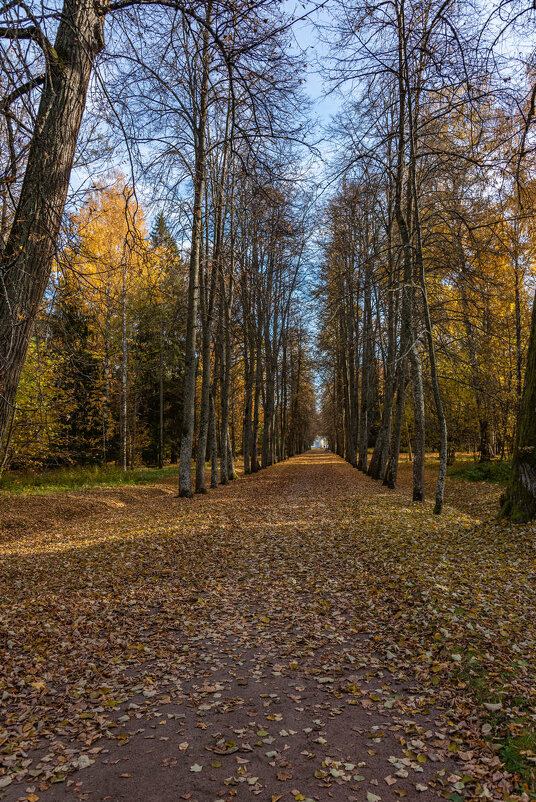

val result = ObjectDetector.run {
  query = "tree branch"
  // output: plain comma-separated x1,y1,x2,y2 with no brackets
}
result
0,24,57,62
0,74,45,111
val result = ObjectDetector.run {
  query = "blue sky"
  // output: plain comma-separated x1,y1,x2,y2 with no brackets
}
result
284,0,342,124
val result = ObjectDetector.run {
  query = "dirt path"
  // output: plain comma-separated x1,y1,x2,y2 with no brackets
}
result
0,453,519,801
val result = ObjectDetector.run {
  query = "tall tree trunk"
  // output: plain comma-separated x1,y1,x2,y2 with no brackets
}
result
178,13,211,498
209,389,218,488
242,333,253,474
384,364,407,489
358,274,372,472
393,0,425,502
196,88,230,493
501,291,536,521
346,279,359,467
224,342,237,481
219,268,236,482
102,302,111,464
280,334,288,461
251,333,262,472
226,428,235,479
0,0,106,453
195,263,211,493
407,323,426,501
340,315,352,464
410,134,447,513
158,320,164,469
368,356,395,480
457,244,490,463
513,225,523,408
130,392,137,470
368,272,397,480
0,402,16,476
262,363,275,469
121,262,128,472
262,321,275,469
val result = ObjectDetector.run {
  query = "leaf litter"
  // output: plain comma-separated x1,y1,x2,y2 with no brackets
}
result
0,451,534,801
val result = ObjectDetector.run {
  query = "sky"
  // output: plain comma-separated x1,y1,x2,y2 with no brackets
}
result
284,0,342,124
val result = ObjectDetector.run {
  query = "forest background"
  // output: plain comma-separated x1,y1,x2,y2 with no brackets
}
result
1,0,536,515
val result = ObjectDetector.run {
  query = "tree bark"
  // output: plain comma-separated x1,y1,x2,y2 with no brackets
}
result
368,257,397,480
158,320,164,469
251,331,262,472
195,258,211,493
178,11,211,497
242,329,253,473
409,132,447,513
209,389,218,488
383,365,407,489
0,0,107,453
500,291,536,522
358,272,372,472
121,260,128,472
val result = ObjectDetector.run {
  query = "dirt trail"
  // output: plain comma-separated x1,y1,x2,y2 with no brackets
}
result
0,452,513,802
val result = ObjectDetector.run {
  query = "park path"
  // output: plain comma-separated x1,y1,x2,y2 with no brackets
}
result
1,452,512,802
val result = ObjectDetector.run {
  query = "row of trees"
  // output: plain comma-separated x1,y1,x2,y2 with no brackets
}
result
0,0,318,490
316,0,536,518
1,0,536,519
2,174,317,484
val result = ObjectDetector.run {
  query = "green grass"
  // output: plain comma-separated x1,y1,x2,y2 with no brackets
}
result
455,655,536,793
0,464,178,495
500,731,536,792
447,459,511,485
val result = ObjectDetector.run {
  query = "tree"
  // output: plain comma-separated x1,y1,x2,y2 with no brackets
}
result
501,293,536,521
0,0,108,454
0,0,303,461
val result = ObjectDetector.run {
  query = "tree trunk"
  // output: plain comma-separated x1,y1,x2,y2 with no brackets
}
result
121,262,128,472
500,291,536,522
0,0,106,454
195,301,211,493
513,220,523,408
383,365,407,489
251,333,262,472
196,87,229,492
178,14,210,498
102,304,111,464
158,316,164,469
262,334,275,469
243,331,253,474
262,367,275,469
368,276,397,480
226,428,235,479
358,272,372,472
209,390,218,488
410,142,447,513
219,262,236,482
393,0,425,502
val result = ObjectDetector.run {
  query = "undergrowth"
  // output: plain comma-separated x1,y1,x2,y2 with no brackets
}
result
0,465,178,494
447,459,511,485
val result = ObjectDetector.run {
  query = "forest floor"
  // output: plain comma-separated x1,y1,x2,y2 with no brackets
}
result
0,452,535,802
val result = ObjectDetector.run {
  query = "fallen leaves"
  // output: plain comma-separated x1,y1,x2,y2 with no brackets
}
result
0,452,533,801
367,791,382,802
